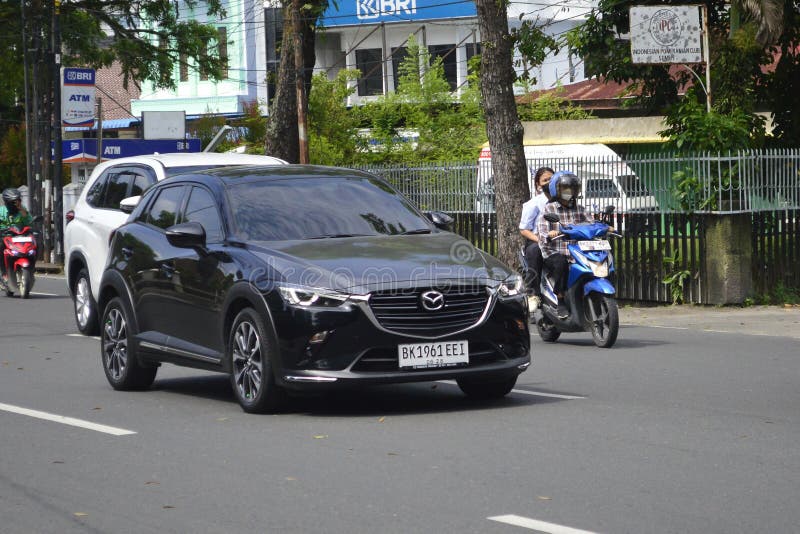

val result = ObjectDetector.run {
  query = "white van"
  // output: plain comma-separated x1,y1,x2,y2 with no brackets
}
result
476,142,659,216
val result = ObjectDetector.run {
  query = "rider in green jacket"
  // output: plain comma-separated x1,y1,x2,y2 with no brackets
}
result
1,188,33,283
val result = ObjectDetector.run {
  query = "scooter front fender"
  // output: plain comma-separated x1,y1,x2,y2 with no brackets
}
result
583,278,615,297
14,258,31,270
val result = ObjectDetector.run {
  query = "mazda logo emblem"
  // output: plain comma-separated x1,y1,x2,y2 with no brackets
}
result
420,290,445,311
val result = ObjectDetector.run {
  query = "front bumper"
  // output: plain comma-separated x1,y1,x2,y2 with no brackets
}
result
266,291,531,391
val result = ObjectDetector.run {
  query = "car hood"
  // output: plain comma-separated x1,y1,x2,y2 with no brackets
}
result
245,233,513,293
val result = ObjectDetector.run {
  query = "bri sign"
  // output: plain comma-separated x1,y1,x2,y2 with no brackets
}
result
321,0,476,27
61,68,96,128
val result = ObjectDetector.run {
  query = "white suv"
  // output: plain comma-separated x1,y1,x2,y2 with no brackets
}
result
65,152,287,335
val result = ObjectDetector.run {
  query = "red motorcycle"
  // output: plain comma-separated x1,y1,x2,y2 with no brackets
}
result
1,217,41,299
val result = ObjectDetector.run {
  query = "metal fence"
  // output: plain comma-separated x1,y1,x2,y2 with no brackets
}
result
363,149,800,303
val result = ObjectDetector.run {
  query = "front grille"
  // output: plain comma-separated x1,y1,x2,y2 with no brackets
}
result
351,342,505,373
368,285,490,336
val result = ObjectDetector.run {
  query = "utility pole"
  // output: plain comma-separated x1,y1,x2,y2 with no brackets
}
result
292,0,308,164
21,0,34,209
52,0,64,263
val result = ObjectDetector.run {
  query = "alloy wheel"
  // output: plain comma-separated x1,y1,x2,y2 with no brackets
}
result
103,308,128,380
75,277,92,328
232,321,263,401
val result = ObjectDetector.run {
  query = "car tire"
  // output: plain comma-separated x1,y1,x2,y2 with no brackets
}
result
456,375,517,399
228,308,286,414
101,297,157,390
74,268,100,335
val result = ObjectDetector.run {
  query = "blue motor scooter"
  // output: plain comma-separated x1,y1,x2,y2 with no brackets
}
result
521,209,621,348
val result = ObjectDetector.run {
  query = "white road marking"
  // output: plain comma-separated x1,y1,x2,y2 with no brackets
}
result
0,403,136,436
436,381,585,400
66,334,101,340
31,291,59,296
622,324,688,330
488,515,597,533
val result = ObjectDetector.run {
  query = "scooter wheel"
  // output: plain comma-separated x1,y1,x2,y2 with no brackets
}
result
18,269,33,299
587,294,619,348
537,318,561,342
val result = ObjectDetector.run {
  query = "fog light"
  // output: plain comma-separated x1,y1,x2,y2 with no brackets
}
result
309,331,330,345
304,330,333,360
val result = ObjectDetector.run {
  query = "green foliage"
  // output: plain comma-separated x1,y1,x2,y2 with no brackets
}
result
0,124,26,190
188,112,228,151
660,90,765,152
354,36,487,164
670,169,707,212
236,101,267,147
661,249,692,304
757,283,800,305
308,70,363,165
516,85,594,122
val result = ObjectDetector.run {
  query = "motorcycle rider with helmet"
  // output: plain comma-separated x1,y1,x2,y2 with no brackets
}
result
0,188,33,285
535,172,594,320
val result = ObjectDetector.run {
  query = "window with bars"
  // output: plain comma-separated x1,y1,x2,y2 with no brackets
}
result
178,52,188,82
391,47,409,90
428,44,457,91
356,48,383,96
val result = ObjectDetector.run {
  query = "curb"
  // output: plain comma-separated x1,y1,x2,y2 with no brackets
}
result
34,263,64,275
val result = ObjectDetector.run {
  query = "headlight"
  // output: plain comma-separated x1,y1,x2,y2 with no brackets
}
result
278,285,350,307
497,274,523,297
588,260,609,278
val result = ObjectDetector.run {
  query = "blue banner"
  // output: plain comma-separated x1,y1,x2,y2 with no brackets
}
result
321,0,476,27
58,138,201,163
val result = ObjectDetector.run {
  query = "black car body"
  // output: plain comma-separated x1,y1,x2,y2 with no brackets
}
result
98,166,530,412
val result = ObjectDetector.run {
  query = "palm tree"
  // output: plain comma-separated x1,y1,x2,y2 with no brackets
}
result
731,0,784,44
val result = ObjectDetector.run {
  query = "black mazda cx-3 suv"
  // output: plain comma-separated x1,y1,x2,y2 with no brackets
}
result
99,165,530,412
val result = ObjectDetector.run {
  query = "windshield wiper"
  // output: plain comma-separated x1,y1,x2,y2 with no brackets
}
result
306,233,370,239
399,228,432,235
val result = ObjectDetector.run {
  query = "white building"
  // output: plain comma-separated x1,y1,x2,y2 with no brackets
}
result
316,0,594,105
128,0,594,114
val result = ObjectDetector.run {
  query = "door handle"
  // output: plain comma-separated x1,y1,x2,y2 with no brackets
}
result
121,247,133,260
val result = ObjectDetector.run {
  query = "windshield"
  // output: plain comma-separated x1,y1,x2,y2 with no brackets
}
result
616,174,651,197
227,176,432,241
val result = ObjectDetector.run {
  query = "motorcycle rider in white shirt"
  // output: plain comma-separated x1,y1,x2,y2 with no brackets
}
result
518,167,554,311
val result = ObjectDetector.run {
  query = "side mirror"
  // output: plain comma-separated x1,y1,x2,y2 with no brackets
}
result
604,205,615,214
31,215,43,224
426,211,454,230
120,196,141,214
543,212,560,223
166,222,206,249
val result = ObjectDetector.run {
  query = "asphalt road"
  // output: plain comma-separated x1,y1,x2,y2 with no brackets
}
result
1,276,798,534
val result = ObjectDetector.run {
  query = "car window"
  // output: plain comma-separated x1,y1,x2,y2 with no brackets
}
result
616,174,651,197
585,179,620,198
145,186,186,230
103,172,135,209
85,171,110,208
130,171,156,197
228,176,430,241
184,186,223,243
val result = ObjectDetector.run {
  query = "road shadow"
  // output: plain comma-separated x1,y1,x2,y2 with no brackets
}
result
532,333,670,349
151,374,567,417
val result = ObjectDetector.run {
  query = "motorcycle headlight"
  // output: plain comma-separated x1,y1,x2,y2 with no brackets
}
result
497,274,523,297
278,285,350,307
589,260,609,278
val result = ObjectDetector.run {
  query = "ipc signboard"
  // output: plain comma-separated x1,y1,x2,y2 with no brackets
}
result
61,68,96,127
630,6,702,64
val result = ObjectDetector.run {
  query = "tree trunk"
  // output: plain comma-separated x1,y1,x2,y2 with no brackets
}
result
474,0,530,268
264,2,321,163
